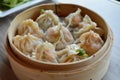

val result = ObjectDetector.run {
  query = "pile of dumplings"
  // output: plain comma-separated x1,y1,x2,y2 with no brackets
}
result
13,8,104,63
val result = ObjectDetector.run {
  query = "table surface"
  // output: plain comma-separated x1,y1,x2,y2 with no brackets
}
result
0,0,120,80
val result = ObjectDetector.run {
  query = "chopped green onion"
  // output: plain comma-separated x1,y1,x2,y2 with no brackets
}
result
76,48,89,58
40,9,45,14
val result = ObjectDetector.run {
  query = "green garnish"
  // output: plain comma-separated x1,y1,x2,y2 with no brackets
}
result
40,9,45,14
76,48,89,58
0,0,31,11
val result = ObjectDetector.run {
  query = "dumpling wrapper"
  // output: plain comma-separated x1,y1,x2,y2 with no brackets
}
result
73,15,97,38
56,44,85,63
13,33,43,55
35,41,58,63
17,19,43,38
45,23,74,50
36,10,59,31
65,8,82,28
79,30,104,56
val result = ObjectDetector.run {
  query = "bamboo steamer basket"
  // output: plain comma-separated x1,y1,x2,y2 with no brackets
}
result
5,3,114,80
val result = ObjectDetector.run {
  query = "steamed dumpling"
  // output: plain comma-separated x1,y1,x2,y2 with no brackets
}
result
79,30,104,56
36,10,59,31
73,15,97,38
35,41,57,63
17,19,43,38
45,23,74,50
65,8,82,28
12,8,105,64
56,44,88,63
45,25,60,43
13,33,43,55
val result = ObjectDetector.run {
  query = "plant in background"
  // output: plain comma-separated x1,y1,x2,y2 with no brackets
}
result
0,0,31,10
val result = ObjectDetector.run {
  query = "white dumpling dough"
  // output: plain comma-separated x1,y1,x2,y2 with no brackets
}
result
79,30,104,56
65,8,82,28
13,33,43,55
35,41,58,63
17,19,43,38
45,23,74,50
36,10,59,31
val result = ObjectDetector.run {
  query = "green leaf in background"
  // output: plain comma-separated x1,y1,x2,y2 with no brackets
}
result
0,0,31,10
15,0,30,7
0,0,3,3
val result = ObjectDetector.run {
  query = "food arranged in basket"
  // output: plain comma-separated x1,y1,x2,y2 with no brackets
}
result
13,8,104,63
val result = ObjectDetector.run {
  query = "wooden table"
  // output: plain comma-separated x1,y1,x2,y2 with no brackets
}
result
0,0,120,80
